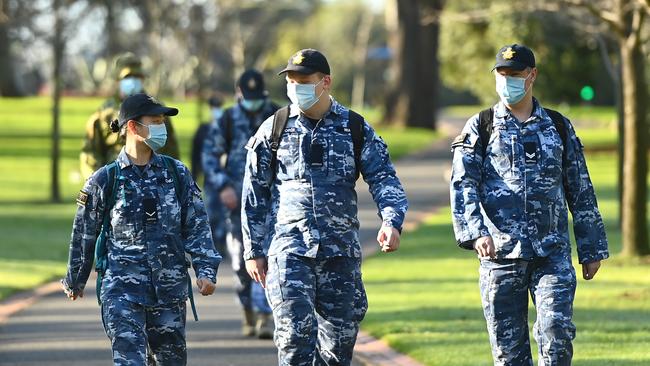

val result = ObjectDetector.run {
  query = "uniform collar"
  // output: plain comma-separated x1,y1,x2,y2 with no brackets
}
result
116,146,163,169
288,96,344,119
494,97,544,123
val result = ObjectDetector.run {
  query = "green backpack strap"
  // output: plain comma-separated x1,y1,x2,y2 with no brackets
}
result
94,161,120,304
160,155,199,322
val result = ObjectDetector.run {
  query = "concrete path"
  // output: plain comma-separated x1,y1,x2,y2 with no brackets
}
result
0,116,465,366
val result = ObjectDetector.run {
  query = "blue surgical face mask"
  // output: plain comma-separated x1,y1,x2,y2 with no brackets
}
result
495,72,532,105
240,99,265,112
135,120,167,151
120,77,143,97
211,107,223,121
286,78,325,111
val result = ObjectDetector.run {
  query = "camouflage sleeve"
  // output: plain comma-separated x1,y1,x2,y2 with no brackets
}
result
63,174,104,293
158,117,181,159
201,118,231,192
359,122,408,231
178,162,222,282
561,119,609,264
449,115,490,248
79,112,104,180
241,134,273,260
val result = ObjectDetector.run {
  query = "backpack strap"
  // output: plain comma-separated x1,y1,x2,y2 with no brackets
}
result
543,108,568,160
478,107,494,157
347,109,365,180
269,106,291,177
94,161,120,304
159,155,198,321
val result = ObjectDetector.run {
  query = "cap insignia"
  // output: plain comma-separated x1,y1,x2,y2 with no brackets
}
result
502,47,516,60
292,52,304,65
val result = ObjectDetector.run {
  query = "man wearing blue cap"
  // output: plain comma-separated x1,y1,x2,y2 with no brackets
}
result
241,49,408,365
450,44,609,365
202,69,279,338
62,93,221,365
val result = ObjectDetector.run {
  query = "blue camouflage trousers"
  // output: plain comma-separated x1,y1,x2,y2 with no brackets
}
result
227,212,271,314
479,249,576,366
265,253,368,366
101,296,187,366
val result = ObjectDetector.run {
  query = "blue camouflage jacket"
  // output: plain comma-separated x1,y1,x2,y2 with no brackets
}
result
450,99,609,263
241,99,408,260
201,100,278,195
64,148,221,305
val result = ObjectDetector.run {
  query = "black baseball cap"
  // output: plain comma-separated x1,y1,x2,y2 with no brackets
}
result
278,49,330,75
238,69,266,99
114,93,178,131
493,44,535,71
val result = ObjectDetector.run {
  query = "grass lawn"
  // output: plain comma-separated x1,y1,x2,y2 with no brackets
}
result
361,152,650,365
0,96,437,301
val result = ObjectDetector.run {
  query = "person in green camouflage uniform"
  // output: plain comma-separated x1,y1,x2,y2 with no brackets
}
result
80,52,180,179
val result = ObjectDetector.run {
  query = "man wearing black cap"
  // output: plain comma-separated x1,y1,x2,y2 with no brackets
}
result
62,93,221,365
202,69,278,338
450,44,608,365
79,52,180,180
241,49,407,364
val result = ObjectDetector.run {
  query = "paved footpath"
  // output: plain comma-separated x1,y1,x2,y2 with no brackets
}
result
0,117,464,366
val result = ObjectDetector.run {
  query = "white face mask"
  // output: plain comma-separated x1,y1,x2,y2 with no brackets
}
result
286,78,325,111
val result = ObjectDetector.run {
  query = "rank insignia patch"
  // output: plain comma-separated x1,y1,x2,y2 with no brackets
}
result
76,190,89,207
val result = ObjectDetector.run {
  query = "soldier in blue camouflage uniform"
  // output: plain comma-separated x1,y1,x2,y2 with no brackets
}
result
242,49,408,365
62,93,221,366
450,44,609,366
192,95,228,261
202,69,279,338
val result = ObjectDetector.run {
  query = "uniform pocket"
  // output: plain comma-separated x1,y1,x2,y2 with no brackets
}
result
328,128,355,179
264,256,284,310
276,130,302,180
486,129,516,178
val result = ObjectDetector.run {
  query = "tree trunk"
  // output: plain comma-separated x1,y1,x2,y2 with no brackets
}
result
0,0,23,96
351,11,373,110
103,0,119,59
620,40,649,256
51,0,64,203
383,0,440,129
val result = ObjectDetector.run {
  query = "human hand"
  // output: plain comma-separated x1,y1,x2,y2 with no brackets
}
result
196,277,216,296
61,280,83,301
474,236,495,258
246,257,268,288
582,260,601,280
220,186,238,210
377,225,400,253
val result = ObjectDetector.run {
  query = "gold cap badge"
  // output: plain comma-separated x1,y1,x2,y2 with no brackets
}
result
292,52,304,65
502,47,516,60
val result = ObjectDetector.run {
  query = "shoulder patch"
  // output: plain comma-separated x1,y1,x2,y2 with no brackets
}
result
245,136,259,150
451,133,478,150
76,190,90,207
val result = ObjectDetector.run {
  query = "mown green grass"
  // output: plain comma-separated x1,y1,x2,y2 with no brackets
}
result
0,96,437,300
444,105,618,150
361,152,650,365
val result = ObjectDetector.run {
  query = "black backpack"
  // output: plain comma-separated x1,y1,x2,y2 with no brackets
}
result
269,106,365,179
478,107,568,158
